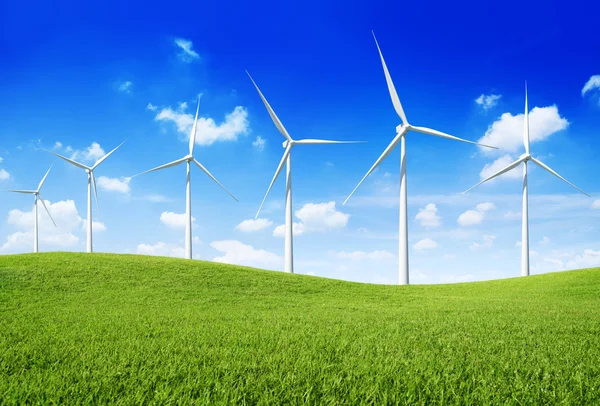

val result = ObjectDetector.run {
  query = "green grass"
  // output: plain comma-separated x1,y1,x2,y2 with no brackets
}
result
1,253,599,405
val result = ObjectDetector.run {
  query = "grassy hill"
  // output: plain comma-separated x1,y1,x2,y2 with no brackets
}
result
1,253,599,404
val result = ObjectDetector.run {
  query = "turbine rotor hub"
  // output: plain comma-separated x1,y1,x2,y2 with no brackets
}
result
282,140,294,148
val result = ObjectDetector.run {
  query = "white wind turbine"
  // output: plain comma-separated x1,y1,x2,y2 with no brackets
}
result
44,141,126,253
462,83,589,277
247,71,365,274
343,31,498,285
9,164,57,253
132,96,238,260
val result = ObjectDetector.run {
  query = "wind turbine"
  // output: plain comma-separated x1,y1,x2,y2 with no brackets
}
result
132,95,238,260
9,164,57,253
343,31,498,285
44,141,126,253
247,71,365,274
462,83,589,277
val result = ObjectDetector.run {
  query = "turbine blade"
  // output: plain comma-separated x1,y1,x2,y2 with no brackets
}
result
524,81,530,154
37,194,57,227
189,95,201,156
294,139,367,145
9,190,36,194
92,140,126,170
91,172,101,221
37,164,53,191
256,145,292,219
246,71,293,142
192,158,238,202
530,157,589,196
343,131,404,205
42,149,88,170
462,157,525,194
130,157,187,178
372,31,408,125
410,126,498,149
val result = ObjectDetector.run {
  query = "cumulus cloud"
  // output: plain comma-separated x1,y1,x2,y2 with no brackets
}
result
252,136,265,151
160,211,196,229
413,238,438,251
236,218,273,232
334,250,394,260
273,201,349,238
457,202,495,226
475,94,501,110
211,240,281,269
477,106,568,154
415,203,441,228
469,235,496,250
155,105,249,146
82,220,107,233
70,142,105,163
0,169,10,181
0,199,103,252
592,199,600,209
174,38,200,62
480,154,522,181
97,176,130,194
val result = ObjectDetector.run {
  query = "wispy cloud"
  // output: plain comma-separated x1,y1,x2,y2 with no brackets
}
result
146,103,157,111
252,136,265,151
582,75,600,97
174,38,200,62
118,81,132,93
475,93,501,110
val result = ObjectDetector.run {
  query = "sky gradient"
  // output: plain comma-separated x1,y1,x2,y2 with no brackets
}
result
1,0,600,284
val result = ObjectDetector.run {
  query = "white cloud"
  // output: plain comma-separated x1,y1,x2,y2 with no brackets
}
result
592,199,600,209
480,154,522,181
539,236,550,245
82,220,107,233
415,203,441,228
211,240,281,269
97,176,130,194
273,222,305,237
141,194,172,203
236,218,273,232
160,211,196,229
413,238,438,251
565,249,600,269
469,235,496,250
53,142,62,149
0,169,10,180
0,199,96,252
334,250,394,261
475,94,501,110
457,202,495,226
477,106,568,154
440,274,475,283
137,242,185,258
174,38,200,62
118,81,132,93
582,75,600,97
70,142,105,163
252,136,265,151
155,105,249,146
273,201,349,238
146,103,157,111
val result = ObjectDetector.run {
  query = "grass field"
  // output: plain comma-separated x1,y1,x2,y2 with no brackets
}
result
1,253,599,404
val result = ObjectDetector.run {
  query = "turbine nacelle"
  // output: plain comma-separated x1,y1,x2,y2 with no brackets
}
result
519,153,532,162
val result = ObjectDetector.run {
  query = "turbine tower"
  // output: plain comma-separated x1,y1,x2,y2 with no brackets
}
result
247,71,365,274
132,96,238,260
9,164,57,252
462,83,589,277
343,31,498,285
44,141,126,253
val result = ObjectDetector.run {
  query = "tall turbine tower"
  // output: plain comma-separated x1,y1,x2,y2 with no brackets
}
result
247,71,365,274
462,83,589,277
44,141,126,252
9,164,57,252
343,31,498,285
132,96,238,260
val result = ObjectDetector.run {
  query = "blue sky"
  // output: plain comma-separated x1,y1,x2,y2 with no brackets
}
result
1,0,600,284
